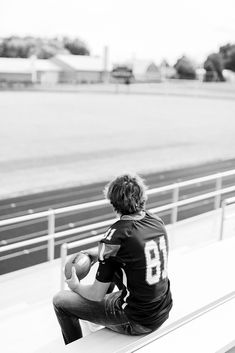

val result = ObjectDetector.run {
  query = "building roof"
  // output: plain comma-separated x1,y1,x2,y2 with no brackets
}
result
0,58,31,73
128,59,160,75
35,59,62,72
53,54,107,72
0,57,61,73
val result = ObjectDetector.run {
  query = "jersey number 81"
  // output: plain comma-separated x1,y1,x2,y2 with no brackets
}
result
144,236,167,285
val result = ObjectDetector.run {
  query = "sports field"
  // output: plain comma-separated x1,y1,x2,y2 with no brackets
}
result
1,83,235,198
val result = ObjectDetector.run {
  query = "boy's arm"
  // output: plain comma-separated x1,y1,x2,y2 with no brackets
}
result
81,247,99,265
66,267,110,301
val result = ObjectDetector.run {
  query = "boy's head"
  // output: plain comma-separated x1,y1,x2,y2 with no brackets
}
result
104,174,147,215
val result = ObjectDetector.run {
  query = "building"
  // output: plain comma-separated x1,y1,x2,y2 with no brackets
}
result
51,54,108,84
0,53,109,85
130,59,161,82
34,58,62,84
0,57,33,84
0,57,61,85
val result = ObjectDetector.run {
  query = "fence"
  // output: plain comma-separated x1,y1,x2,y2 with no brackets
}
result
219,196,235,241
60,193,235,290
1,169,235,264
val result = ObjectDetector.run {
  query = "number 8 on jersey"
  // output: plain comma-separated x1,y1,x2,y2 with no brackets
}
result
144,236,167,285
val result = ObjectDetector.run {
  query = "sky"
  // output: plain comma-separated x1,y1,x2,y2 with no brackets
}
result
1,0,235,65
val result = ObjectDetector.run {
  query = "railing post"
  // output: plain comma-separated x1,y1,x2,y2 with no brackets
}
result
214,175,222,209
47,209,55,261
219,200,227,241
171,184,179,224
61,243,68,290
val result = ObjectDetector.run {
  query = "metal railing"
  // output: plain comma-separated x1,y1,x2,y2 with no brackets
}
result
219,196,235,241
1,168,235,263
59,187,235,289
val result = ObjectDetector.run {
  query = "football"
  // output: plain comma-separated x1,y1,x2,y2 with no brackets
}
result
64,252,92,280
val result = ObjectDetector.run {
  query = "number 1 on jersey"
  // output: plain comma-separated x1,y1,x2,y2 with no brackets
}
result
144,236,167,285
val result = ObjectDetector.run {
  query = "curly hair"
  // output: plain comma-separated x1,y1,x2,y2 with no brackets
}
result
104,174,148,215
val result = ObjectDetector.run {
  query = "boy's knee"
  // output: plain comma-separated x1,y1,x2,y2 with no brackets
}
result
53,290,67,308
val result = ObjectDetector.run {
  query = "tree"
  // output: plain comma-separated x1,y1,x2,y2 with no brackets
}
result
219,44,235,72
62,37,89,56
33,37,69,59
174,56,196,79
0,36,90,59
203,53,225,82
0,36,31,58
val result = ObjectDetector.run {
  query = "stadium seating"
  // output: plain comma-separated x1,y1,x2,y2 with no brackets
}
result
37,234,235,353
1,209,235,353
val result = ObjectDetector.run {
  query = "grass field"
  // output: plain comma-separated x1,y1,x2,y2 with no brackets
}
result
1,83,235,198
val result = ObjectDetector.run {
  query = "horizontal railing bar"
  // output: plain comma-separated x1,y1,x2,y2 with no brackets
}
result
0,201,109,227
0,219,115,253
150,185,235,214
223,196,235,206
53,218,116,240
0,210,51,227
0,234,54,252
1,169,235,227
66,234,103,249
176,169,235,188
58,185,235,252
146,183,178,195
1,185,235,254
147,170,235,195
145,170,235,196
53,199,108,215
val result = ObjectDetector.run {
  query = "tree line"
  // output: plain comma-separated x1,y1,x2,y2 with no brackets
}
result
0,36,90,59
174,44,235,81
1,36,235,81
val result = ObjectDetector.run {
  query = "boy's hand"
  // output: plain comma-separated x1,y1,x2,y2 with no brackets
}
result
81,247,98,265
66,267,79,291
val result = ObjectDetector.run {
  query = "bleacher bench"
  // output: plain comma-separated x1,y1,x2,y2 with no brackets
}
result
41,236,235,353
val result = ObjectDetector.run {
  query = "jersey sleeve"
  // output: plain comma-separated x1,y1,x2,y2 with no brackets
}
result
95,223,127,283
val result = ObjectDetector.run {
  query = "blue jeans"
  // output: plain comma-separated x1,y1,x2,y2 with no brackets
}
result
53,290,152,344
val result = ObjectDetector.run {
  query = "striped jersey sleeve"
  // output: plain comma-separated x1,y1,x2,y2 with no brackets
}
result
95,223,126,282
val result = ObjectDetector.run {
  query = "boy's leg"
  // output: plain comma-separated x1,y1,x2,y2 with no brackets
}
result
53,290,107,344
104,291,152,335
53,289,150,345
53,289,129,344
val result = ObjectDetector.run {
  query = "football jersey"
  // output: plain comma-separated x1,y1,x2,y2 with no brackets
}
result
96,211,172,329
